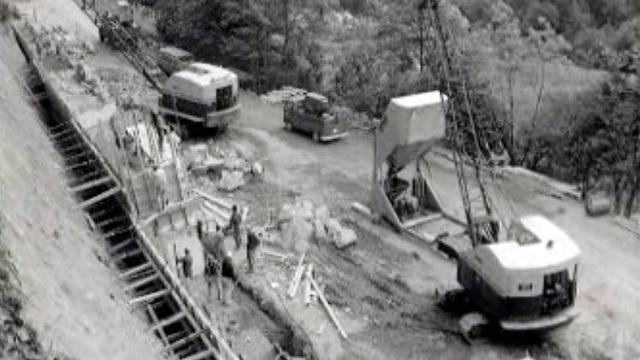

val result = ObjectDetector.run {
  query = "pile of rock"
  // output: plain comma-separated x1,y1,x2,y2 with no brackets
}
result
184,143,263,192
30,25,94,65
74,62,107,100
278,200,358,253
261,86,308,104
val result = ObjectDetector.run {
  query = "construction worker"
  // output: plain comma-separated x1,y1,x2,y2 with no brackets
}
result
175,248,193,279
246,228,262,273
199,222,235,305
152,163,168,211
224,205,243,250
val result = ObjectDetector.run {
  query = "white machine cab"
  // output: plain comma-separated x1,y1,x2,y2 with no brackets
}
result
162,63,239,105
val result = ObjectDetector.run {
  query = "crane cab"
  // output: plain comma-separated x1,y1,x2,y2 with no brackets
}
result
457,215,580,331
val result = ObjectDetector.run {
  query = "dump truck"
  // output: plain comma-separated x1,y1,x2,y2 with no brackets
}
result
370,92,581,339
283,92,348,142
158,63,240,136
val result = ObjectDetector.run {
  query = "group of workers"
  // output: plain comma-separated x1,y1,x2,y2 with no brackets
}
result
175,205,262,305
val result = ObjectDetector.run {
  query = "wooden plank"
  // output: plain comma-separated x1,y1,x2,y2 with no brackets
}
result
403,213,443,229
113,248,143,263
202,201,231,222
119,262,153,279
103,226,133,239
65,159,98,172
193,189,232,210
164,330,204,353
304,263,315,306
147,304,170,347
64,151,92,163
129,288,170,307
309,277,348,339
138,197,201,228
182,349,214,360
50,127,74,138
109,237,136,255
287,251,306,298
60,143,86,153
148,311,187,333
70,176,113,193
78,186,120,209
95,216,127,229
124,273,161,292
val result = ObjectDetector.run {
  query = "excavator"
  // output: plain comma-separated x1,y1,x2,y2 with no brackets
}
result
369,0,581,341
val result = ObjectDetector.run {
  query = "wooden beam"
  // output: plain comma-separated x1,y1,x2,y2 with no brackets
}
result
95,216,127,229
109,238,136,255
193,189,232,210
124,273,161,292
119,262,153,280
112,248,143,263
103,226,134,240
50,127,74,138
287,251,306,298
78,186,120,209
147,303,170,347
69,175,112,192
64,151,92,163
182,349,214,360
148,311,187,333
129,288,170,307
61,143,86,153
310,277,348,339
65,159,98,172
164,330,204,353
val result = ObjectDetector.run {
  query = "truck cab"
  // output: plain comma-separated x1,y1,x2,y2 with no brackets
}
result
283,93,347,142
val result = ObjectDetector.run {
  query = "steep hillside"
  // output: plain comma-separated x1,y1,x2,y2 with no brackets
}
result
0,27,164,360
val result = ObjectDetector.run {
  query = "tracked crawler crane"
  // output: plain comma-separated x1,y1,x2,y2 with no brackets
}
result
424,0,581,338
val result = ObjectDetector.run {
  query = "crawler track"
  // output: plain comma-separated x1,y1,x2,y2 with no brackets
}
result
17,35,239,360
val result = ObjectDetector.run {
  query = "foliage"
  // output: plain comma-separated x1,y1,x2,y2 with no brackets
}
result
156,0,324,91
0,0,19,23
520,75,640,215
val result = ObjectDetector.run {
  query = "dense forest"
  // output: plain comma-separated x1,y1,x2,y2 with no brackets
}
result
154,0,639,216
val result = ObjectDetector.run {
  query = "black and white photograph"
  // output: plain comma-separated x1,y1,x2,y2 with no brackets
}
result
0,0,638,359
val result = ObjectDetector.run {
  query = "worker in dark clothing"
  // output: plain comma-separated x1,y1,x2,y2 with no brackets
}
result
200,223,235,304
224,205,243,250
246,228,262,273
176,248,193,279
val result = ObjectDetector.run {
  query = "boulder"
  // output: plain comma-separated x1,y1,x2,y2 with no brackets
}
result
335,227,358,249
280,217,313,253
325,218,343,241
223,156,247,171
315,205,330,222
313,219,329,243
218,170,246,191
279,200,315,223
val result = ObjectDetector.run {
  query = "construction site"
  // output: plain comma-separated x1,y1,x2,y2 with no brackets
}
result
0,0,639,359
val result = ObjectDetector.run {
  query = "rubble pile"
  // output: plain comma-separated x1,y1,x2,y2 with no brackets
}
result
30,25,94,64
261,86,307,104
184,143,263,192
278,200,358,253
28,25,110,101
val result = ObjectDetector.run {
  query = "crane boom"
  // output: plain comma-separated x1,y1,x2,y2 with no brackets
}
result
427,0,495,246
